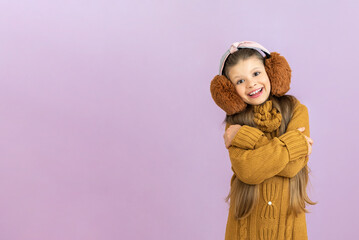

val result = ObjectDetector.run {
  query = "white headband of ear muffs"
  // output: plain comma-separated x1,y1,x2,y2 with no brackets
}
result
219,41,271,75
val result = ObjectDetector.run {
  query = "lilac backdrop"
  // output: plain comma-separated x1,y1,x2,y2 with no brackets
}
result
0,0,358,239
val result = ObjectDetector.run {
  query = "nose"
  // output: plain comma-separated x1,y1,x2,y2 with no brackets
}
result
247,78,257,88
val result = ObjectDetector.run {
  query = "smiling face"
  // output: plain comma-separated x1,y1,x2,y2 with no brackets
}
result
227,55,271,106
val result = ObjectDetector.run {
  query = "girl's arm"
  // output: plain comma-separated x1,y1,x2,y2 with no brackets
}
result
224,101,310,184
244,102,311,178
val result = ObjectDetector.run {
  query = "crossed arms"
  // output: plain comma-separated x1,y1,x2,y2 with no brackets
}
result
225,101,310,185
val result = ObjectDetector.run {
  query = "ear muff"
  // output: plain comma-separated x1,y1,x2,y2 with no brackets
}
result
264,52,291,96
210,51,291,115
210,75,247,115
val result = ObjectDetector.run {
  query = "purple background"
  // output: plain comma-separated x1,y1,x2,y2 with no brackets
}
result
0,0,357,239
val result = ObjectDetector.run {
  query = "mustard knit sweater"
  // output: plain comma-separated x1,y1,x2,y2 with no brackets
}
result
224,98,311,240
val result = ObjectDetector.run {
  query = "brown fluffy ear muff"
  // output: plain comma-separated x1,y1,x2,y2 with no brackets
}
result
264,52,291,96
210,75,247,115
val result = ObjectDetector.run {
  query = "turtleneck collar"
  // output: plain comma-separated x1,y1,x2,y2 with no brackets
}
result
253,99,282,133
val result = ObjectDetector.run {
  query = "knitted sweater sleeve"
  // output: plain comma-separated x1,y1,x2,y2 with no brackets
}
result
224,102,309,185
276,102,310,177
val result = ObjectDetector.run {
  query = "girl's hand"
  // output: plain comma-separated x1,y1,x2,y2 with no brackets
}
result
223,124,242,149
297,127,313,156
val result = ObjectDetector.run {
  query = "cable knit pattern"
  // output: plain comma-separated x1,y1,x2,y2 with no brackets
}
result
253,100,282,133
259,228,275,240
224,98,311,240
260,182,279,219
238,217,248,240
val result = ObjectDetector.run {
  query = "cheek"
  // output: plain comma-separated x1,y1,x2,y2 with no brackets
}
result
266,80,271,90
263,77,270,88
235,86,246,98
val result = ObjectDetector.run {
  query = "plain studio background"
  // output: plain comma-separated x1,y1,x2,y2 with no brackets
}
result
0,0,357,239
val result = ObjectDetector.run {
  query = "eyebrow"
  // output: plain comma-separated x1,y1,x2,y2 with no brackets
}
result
232,67,261,79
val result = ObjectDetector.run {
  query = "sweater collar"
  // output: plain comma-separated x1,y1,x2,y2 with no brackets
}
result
253,100,282,133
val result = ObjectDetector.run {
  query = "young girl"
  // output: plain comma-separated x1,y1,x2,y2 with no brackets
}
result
210,41,317,240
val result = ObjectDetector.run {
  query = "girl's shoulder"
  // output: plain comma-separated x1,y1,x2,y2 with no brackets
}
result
291,97,309,117
293,97,308,108
286,95,307,110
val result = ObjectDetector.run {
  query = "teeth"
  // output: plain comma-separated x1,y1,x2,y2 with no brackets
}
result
249,88,262,96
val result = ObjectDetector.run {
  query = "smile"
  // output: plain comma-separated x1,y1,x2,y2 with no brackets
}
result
248,88,263,96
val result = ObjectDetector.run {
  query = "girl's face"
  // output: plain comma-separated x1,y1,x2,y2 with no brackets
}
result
227,55,271,106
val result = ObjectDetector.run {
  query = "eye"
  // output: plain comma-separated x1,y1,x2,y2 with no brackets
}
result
236,79,244,84
254,71,260,76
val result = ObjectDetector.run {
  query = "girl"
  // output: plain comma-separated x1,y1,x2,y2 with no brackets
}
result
210,41,317,240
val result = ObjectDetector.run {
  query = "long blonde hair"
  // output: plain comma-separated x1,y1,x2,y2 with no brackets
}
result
222,49,317,220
